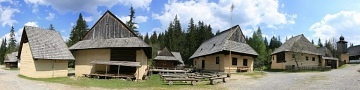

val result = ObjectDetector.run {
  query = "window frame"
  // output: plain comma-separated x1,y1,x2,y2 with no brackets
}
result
216,57,220,64
243,59,248,66
232,57,238,66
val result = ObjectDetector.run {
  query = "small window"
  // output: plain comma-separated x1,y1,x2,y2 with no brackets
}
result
306,57,309,61
243,59,248,66
272,56,274,60
163,61,166,65
195,61,197,65
232,58,237,65
216,57,219,64
312,57,315,61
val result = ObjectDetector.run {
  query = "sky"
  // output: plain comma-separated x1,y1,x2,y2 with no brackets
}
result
0,0,360,46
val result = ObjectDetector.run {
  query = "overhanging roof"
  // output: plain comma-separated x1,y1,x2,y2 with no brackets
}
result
90,60,141,67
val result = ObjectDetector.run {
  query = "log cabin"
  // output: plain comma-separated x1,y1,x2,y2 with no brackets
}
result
3,52,18,68
190,25,258,73
69,10,151,80
153,47,184,69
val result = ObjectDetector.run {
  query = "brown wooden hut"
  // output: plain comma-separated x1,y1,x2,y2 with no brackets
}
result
3,52,18,68
69,10,151,80
153,47,184,69
18,26,75,78
190,25,258,73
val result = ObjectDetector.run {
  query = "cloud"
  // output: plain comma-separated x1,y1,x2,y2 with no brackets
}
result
152,0,296,33
24,0,152,15
0,6,20,27
24,21,39,27
45,12,55,20
310,11,360,45
135,16,148,23
83,16,93,22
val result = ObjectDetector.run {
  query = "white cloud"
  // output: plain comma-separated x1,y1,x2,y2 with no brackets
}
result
135,16,148,23
152,0,296,33
310,11,360,45
83,16,93,22
0,6,20,27
24,0,152,15
24,21,39,27
45,12,55,20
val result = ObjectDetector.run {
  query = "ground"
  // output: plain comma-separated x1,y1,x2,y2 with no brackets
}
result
1,64,360,90
223,64,360,90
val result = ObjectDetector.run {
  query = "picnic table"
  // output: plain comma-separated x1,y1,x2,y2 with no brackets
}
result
209,76,227,85
165,78,200,85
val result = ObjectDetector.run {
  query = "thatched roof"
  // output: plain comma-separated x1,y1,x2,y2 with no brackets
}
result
18,26,75,60
348,45,360,56
90,60,141,67
4,52,18,62
189,25,258,59
69,10,151,58
154,47,184,66
272,34,322,55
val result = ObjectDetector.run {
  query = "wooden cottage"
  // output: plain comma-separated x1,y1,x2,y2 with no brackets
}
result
153,47,184,69
317,47,339,69
69,10,151,80
18,26,75,78
348,45,360,63
3,52,18,68
271,34,330,69
190,25,258,73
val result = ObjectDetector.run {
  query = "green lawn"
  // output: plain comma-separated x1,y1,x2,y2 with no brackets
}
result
338,64,347,69
240,71,267,79
18,74,225,90
1,67,19,70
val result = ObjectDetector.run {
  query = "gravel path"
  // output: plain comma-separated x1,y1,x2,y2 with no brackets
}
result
223,64,360,90
0,65,105,90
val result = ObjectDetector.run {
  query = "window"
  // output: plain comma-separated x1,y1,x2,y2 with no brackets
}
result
312,57,315,61
163,61,166,65
216,57,220,64
272,56,274,60
232,57,237,65
243,59,248,66
195,61,197,65
306,56,309,61
276,52,285,63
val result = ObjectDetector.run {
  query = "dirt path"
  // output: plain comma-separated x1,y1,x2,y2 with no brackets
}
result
0,65,105,90
223,64,360,90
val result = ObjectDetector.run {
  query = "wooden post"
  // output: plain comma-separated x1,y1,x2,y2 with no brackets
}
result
105,65,108,79
117,65,120,76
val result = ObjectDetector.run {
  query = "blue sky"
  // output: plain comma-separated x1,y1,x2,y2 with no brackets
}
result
1,0,360,45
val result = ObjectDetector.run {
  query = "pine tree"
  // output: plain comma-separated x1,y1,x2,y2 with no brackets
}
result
49,24,55,30
248,27,267,68
144,33,150,44
126,6,140,36
311,39,314,45
67,13,88,46
150,31,158,44
318,38,323,47
0,38,7,64
7,26,17,53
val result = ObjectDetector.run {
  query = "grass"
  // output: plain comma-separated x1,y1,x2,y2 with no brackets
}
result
240,71,266,79
18,74,225,90
264,69,327,73
338,64,347,69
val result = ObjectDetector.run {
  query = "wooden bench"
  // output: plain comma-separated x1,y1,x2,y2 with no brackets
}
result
165,78,200,85
209,77,227,85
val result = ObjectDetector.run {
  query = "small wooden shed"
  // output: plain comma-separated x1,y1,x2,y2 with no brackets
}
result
69,10,151,80
153,47,184,69
3,52,18,68
18,26,75,78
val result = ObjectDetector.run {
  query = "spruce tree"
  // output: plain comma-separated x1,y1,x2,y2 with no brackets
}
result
0,38,7,64
126,6,140,36
7,26,17,53
144,33,150,44
318,38,323,47
68,13,88,46
49,24,55,30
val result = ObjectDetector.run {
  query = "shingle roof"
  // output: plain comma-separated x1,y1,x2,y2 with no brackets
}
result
154,47,184,65
348,45,360,56
317,47,333,57
189,25,258,59
4,52,18,62
69,10,152,58
18,26,75,60
272,34,322,55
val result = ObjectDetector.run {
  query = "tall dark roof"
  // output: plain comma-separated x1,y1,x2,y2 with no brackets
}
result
4,52,18,63
348,45,360,56
154,47,184,65
272,34,322,55
69,10,151,58
317,47,333,57
189,25,258,59
18,26,75,60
